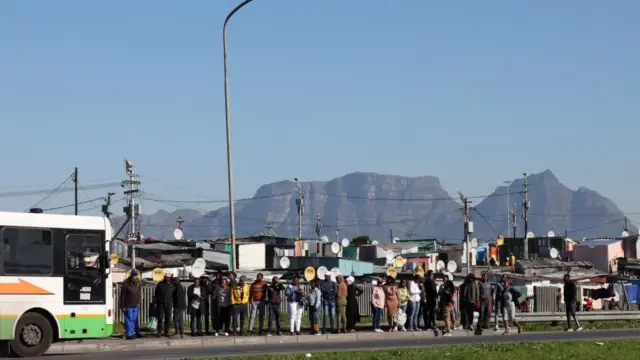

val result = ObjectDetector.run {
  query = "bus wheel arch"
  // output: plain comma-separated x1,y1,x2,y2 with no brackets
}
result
10,310,56,357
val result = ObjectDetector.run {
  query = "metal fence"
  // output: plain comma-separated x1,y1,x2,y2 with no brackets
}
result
114,283,635,326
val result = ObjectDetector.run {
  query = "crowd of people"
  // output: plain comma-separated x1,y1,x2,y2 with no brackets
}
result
118,269,584,340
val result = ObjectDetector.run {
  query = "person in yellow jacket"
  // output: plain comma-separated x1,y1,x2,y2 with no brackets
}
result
231,275,250,335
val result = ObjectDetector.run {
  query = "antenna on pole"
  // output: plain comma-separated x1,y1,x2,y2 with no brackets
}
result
102,192,116,218
73,167,79,215
122,158,141,270
522,173,530,260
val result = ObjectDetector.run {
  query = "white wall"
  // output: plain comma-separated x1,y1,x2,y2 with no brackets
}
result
238,243,266,270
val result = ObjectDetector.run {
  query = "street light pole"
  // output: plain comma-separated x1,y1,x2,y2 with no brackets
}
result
504,180,511,236
223,0,254,272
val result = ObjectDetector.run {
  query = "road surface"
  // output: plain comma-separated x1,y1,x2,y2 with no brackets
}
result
37,328,640,360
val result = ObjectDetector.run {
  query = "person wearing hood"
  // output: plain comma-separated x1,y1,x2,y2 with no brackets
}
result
307,279,323,335
346,276,363,332
120,269,141,340
459,273,479,330
336,275,348,333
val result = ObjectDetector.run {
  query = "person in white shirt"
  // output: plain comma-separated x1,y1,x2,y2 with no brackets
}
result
407,275,422,331
187,278,205,336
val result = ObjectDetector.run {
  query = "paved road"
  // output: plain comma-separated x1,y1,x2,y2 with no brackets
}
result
35,328,640,360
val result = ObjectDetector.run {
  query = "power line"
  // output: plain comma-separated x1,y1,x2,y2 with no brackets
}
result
25,175,73,211
41,198,105,212
2,181,120,199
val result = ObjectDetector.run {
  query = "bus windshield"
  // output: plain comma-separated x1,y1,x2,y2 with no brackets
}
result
66,233,103,271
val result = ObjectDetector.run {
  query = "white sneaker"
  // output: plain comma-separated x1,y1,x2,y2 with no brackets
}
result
576,327,583,332
214,332,219,337
444,332,452,337
374,329,383,333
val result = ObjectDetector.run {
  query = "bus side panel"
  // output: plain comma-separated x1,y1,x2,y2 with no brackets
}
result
0,316,17,340
57,305,109,339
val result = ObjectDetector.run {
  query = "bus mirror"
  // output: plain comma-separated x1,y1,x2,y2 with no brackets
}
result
104,253,111,277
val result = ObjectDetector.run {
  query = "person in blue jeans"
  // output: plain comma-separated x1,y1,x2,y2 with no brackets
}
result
320,274,337,334
407,276,422,331
119,270,141,340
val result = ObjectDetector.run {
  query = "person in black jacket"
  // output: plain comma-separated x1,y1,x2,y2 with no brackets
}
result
320,274,337,334
563,274,582,331
154,273,175,337
119,270,141,340
187,278,206,336
207,272,223,335
172,277,186,338
423,271,438,330
199,276,211,334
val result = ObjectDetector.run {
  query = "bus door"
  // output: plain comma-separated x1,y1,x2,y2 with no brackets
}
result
62,231,106,338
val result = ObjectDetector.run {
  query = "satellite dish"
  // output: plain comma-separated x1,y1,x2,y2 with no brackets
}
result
547,231,555,237
446,260,458,273
392,237,399,243
341,238,350,247
330,242,341,254
414,265,425,277
444,271,454,281
394,256,406,268
470,238,478,248
622,231,630,237
191,258,206,278
110,253,119,265
526,232,535,239
549,247,559,259
152,267,165,282
385,250,395,262
320,236,329,243
173,228,184,240
279,256,291,269
436,260,446,272
317,266,328,279
304,266,316,281
371,240,379,245
330,267,341,278
386,266,397,279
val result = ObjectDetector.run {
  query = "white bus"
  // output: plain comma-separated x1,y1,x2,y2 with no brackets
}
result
0,210,114,357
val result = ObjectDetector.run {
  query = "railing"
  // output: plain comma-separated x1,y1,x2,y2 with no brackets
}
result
114,284,639,326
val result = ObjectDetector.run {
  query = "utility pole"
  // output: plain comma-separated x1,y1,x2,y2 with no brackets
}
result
389,229,393,242
522,173,530,260
73,167,79,215
177,216,184,230
102,192,115,218
504,180,511,235
460,192,472,275
295,178,304,240
122,159,141,270
334,225,340,243
624,216,629,233
315,212,322,237
510,203,517,238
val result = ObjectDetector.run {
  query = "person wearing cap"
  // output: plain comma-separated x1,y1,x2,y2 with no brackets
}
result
346,276,363,332
154,272,176,337
231,275,250,336
120,269,141,340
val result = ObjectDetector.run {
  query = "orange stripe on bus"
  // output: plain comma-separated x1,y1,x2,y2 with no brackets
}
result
0,279,53,295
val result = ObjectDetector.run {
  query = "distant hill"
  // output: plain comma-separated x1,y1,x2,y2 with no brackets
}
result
113,170,636,242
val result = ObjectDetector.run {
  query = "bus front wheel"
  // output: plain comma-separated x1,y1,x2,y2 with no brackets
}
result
11,312,53,358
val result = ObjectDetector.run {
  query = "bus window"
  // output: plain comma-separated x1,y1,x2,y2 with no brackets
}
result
66,233,102,271
1,228,53,275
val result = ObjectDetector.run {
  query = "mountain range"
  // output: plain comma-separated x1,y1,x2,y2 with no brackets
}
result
114,170,636,242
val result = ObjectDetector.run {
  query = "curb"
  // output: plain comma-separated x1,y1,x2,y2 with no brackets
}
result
48,330,462,354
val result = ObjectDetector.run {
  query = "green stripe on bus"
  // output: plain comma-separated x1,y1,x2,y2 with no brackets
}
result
56,315,111,339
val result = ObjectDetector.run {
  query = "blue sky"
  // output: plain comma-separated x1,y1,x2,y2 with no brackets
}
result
1,0,639,220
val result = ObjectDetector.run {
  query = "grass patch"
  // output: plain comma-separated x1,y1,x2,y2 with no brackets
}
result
191,339,640,359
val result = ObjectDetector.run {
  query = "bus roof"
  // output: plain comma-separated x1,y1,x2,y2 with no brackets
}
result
0,211,111,231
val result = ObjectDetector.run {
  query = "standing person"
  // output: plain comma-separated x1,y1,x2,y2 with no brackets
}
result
199,276,212,334
119,270,141,340
476,272,491,334
187,278,205,336
336,275,348,333
563,274,583,331
423,271,438,331
439,276,455,336
215,278,232,336
172,277,186,338
371,279,386,333
285,278,304,335
493,275,506,331
397,280,409,332
154,273,176,338
248,273,268,335
501,278,522,334
460,273,478,330
265,276,285,336
231,275,250,336
407,275,422,331
320,274,337,334
207,272,222,335
345,276,362,332
383,276,399,332
308,279,323,335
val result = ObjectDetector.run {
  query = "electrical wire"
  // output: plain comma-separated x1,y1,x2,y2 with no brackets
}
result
25,174,73,211
41,197,105,212
3,181,120,199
